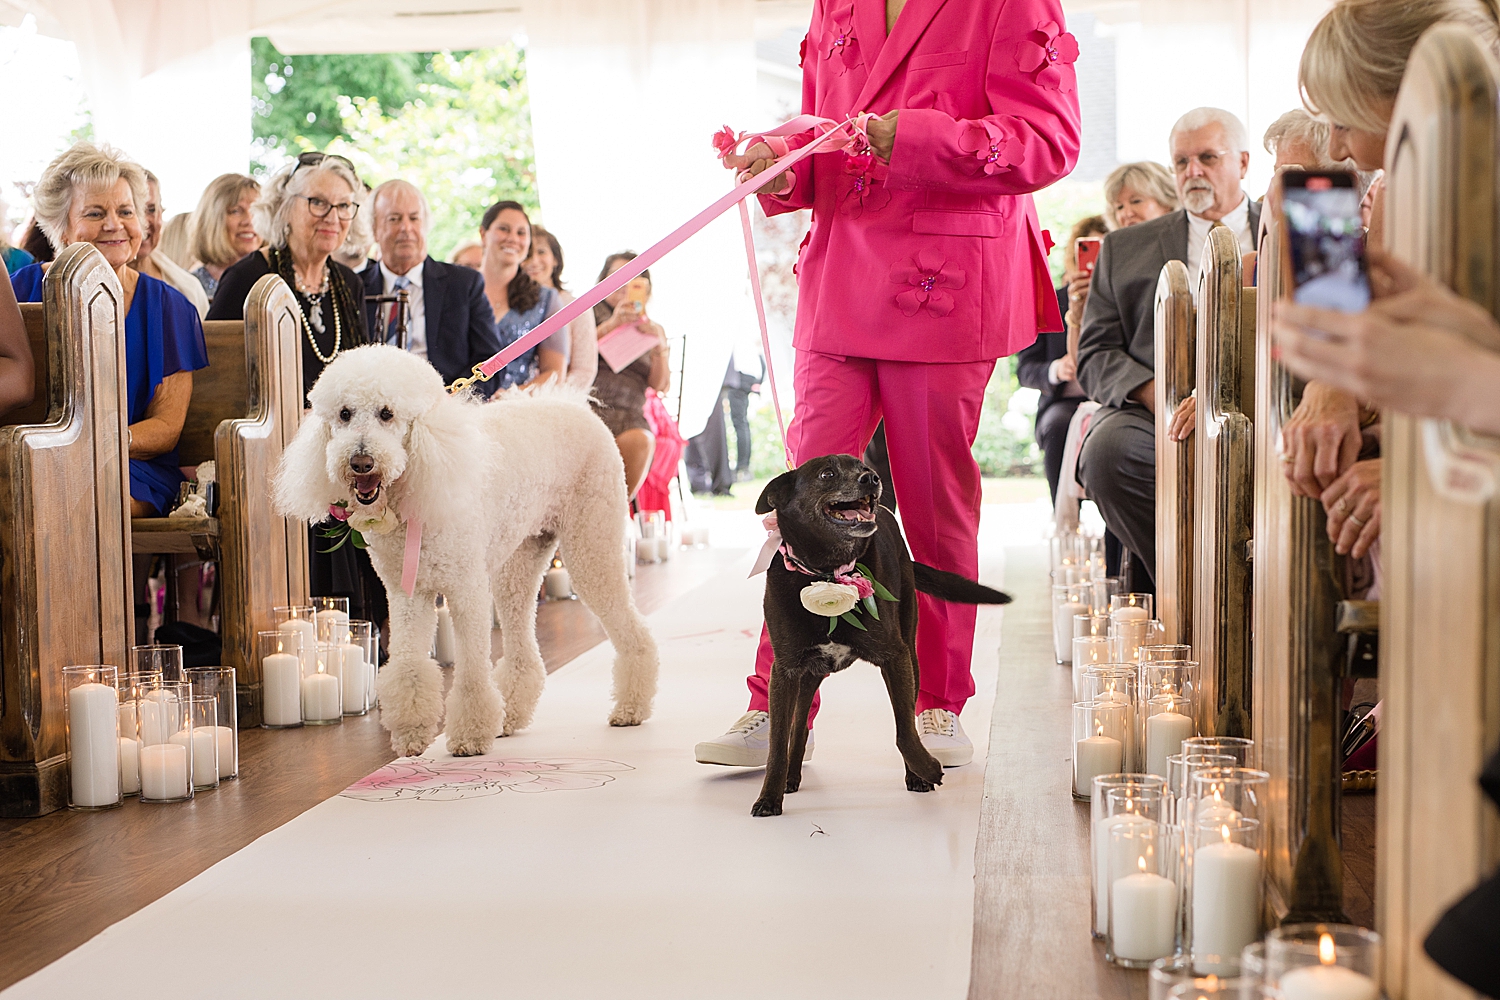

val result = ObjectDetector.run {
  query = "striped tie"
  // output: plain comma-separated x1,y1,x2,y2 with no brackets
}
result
386,275,410,345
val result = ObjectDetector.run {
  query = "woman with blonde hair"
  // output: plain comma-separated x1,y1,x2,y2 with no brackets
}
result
1101,161,1178,231
190,173,261,300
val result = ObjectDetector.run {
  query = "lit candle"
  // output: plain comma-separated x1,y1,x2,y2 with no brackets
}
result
1146,708,1194,777
212,726,235,778
1112,606,1149,622
119,737,141,794
1054,601,1090,662
68,682,120,807
657,536,672,561
169,727,218,787
340,644,366,713
1279,934,1379,1000
1074,728,1122,797
262,650,303,726
434,605,456,665
1111,857,1177,961
1095,688,1136,766
138,689,179,746
118,700,138,738
1191,826,1261,968
544,567,572,599
1094,811,1153,934
139,743,190,800
278,618,317,676
301,672,341,722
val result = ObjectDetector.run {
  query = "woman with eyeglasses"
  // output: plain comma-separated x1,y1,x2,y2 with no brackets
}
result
206,151,372,397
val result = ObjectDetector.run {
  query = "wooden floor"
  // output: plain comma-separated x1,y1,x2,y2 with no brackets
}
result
0,545,745,991
967,544,1378,998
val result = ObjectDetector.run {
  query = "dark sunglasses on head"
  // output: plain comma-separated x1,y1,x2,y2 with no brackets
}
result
293,151,358,176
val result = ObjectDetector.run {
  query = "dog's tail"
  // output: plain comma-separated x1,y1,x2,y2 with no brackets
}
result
913,563,1013,605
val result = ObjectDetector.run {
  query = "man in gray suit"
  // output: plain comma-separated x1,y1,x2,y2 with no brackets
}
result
1077,108,1261,585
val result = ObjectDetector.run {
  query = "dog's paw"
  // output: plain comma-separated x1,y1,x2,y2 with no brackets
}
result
905,769,941,793
391,730,436,758
607,702,649,727
784,771,802,794
751,796,784,817
446,732,496,757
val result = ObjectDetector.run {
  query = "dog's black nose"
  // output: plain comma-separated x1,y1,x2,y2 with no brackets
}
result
858,470,879,486
349,454,375,474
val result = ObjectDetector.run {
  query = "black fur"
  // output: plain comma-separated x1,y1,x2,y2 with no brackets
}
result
749,454,1012,817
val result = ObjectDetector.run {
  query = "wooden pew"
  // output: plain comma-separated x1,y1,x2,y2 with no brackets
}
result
1252,202,1350,925
0,244,132,817
1194,226,1256,740
1379,23,1500,999
129,275,308,726
1154,260,1195,648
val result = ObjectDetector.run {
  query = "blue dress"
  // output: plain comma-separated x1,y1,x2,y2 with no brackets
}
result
492,286,561,389
2,246,34,275
11,264,210,515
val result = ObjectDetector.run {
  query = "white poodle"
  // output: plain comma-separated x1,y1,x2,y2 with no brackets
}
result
274,345,658,758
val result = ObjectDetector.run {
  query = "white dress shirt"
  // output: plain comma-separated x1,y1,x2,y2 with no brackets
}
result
379,260,427,360
1186,193,1253,280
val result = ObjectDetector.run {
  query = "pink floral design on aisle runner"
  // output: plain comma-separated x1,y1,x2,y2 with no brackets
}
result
341,756,633,802
1016,20,1080,92
890,250,966,318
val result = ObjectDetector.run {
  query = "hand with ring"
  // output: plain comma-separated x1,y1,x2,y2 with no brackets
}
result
1320,457,1381,558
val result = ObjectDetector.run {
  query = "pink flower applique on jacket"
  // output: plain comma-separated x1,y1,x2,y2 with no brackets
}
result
1017,20,1080,92
840,152,891,218
824,9,860,75
890,250,967,318
957,120,1020,176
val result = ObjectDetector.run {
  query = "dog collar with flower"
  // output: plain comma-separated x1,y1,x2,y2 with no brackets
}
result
322,501,425,598
749,511,896,634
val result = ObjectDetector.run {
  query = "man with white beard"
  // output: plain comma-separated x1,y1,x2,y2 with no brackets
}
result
1075,108,1258,588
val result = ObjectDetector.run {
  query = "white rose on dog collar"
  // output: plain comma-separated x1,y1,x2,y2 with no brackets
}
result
800,581,861,617
348,507,401,537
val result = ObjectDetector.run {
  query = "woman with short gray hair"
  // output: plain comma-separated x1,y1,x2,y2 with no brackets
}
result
207,151,370,396
1101,161,1178,231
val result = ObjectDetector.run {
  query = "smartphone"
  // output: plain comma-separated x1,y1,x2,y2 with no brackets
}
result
624,277,651,312
1282,170,1370,312
1075,237,1102,275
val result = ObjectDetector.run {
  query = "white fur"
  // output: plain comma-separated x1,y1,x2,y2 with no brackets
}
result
275,345,659,757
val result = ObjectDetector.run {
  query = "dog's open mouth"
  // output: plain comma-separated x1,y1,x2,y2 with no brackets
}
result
353,474,383,506
824,496,877,524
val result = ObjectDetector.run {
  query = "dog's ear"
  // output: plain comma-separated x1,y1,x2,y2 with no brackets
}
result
755,468,798,515
273,410,337,523
400,394,481,532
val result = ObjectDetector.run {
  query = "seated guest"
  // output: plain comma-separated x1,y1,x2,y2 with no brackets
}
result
478,200,565,388
593,252,670,500
1262,109,1345,171
18,219,52,264
13,142,208,516
450,241,483,270
132,170,210,317
0,270,34,418
0,196,35,275
1018,214,1107,503
156,212,194,268
188,173,260,300
525,225,598,389
360,179,503,399
1076,108,1261,586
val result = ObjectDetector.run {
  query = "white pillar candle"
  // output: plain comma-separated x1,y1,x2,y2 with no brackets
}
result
119,737,141,794
315,608,348,631
1146,711,1194,777
68,682,120,807
1278,965,1379,1000
138,689,179,746
1111,868,1178,961
212,725,235,778
1112,606,1149,622
1095,690,1136,767
434,605,456,665
657,536,672,561
169,728,218,787
544,567,572,599
262,652,302,726
118,700,138,738
139,743,190,800
1054,601,1089,662
1191,838,1261,966
278,619,317,676
1094,812,1154,934
340,644,366,713
366,658,379,708
301,672,341,722
1074,734,1122,797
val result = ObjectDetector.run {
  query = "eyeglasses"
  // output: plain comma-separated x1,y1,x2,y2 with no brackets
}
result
298,195,359,221
1173,149,1231,173
293,151,357,174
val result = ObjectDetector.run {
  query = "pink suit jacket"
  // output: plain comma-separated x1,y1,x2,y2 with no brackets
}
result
762,0,1082,363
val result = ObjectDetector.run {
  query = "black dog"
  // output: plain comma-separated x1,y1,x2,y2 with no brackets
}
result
751,454,1011,817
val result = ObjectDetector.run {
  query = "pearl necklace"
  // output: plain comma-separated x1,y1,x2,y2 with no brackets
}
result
295,266,341,364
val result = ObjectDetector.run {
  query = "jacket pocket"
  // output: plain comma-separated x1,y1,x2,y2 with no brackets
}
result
912,209,1007,238
908,49,968,70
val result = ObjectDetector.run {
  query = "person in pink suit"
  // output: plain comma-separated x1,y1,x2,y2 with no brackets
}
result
695,0,1081,768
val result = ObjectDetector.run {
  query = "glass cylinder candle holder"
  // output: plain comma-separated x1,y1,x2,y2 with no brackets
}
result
64,665,121,810
1167,753,1236,826
1107,820,1178,967
1239,941,1265,983
172,694,220,791
1164,979,1258,999
1140,644,1193,664
186,666,238,779
311,596,350,642
1144,693,1197,779
131,643,183,683
1110,592,1154,618
346,620,376,716
1150,957,1241,1000
1050,530,1085,574
1077,665,1139,769
115,669,161,797
1071,635,1114,697
1091,777,1166,938
1187,767,1271,973
1182,736,1255,769
258,630,304,729
543,556,574,600
1093,576,1122,614
1073,701,1128,799
1111,617,1163,664
1074,613,1110,643
1264,924,1381,1000
139,680,192,803
1053,582,1094,664
273,605,317,677
303,644,344,724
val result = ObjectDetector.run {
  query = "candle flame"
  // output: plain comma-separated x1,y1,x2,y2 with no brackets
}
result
1137,855,1147,872
1319,932,1336,965
1220,823,1231,842
1096,720,1104,738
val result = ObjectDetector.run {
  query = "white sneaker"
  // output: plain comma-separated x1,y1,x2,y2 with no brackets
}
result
918,709,973,767
694,710,814,767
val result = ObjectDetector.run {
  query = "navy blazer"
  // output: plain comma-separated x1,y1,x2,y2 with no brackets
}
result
362,258,502,399
1016,286,1072,420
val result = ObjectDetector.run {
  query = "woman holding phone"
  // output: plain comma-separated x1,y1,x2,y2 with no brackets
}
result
478,200,567,388
592,251,670,500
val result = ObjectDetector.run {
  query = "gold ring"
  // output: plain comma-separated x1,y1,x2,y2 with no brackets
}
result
1349,512,1367,527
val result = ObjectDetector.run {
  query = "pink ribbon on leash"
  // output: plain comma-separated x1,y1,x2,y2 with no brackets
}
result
401,516,423,597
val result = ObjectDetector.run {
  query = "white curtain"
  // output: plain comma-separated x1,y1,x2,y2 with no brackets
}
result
524,0,759,438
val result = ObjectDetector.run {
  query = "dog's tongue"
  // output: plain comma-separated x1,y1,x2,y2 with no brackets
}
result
354,473,381,494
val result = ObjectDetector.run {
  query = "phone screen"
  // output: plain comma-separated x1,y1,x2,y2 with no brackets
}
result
1076,237,1102,275
1283,171,1370,312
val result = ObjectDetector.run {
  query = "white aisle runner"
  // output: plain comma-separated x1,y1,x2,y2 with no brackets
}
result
8,532,1007,1000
